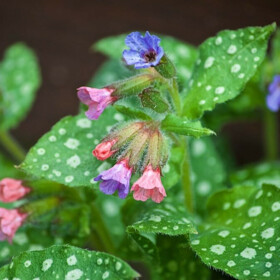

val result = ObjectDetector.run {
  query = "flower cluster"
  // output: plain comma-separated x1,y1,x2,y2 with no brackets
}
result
93,122,168,203
0,178,30,242
77,31,173,203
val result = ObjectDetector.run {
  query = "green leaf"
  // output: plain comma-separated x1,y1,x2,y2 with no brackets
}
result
182,24,276,119
94,34,198,87
272,29,280,73
190,184,280,280
21,108,122,187
0,43,41,131
140,89,169,113
230,161,280,188
127,198,197,236
161,114,215,137
189,137,228,215
0,245,139,279
0,228,63,266
114,105,152,120
154,235,212,280
0,153,22,180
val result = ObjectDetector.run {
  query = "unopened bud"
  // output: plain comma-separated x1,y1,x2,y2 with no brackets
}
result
155,55,176,79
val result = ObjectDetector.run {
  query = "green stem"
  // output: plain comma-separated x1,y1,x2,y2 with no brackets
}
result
181,137,194,213
263,109,278,161
90,204,116,254
0,131,26,163
169,79,182,115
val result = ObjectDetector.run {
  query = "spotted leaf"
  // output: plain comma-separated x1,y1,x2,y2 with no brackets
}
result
127,198,197,236
0,43,41,131
189,137,228,215
161,114,215,138
0,245,139,279
190,184,280,280
182,24,276,119
20,108,124,187
230,162,280,188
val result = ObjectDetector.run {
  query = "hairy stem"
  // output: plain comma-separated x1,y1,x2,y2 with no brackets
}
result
0,131,26,163
181,137,194,213
90,204,116,255
263,109,278,161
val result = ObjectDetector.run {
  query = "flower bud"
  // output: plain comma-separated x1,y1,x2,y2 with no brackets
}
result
155,54,176,79
0,178,30,202
0,208,27,243
93,139,117,161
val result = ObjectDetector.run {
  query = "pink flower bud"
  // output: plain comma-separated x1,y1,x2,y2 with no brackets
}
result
0,178,31,202
77,87,117,120
131,164,166,203
0,208,27,243
93,139,117,160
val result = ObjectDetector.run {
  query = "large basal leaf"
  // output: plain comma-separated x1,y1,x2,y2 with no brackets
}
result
161,114,215,138
182,24,275,120
190,184,280,280
230,161,280,188
94,34,198,86
0,228,63,266
0,245,139,279
189,137,228,215
153,235,212,280
20,108,122,187
0,43,41,131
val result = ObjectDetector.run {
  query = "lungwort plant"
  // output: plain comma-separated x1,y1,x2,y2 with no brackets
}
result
0,24,280,279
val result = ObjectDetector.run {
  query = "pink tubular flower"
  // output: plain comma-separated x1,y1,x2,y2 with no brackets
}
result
77,86,117,120
93,139,117,160
0,178,30,203
0,208,27,243
94,159,132,199
131,164,166,203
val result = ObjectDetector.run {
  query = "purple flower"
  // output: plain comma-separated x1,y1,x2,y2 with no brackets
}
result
77,87,117,120
123,31,164,69
266,75,280,112
94,159,132,199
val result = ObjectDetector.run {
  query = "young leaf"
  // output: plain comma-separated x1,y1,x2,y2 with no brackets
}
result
140,89,169,113
0,43,41,131
182,24,276,119
21,108,121,187
230,162,280,188
161,114,215,138
190,184,280,280
114,105,152,120
0,245,139,279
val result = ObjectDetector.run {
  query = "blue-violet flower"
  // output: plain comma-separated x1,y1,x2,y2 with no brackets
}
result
266,75,280,112
123,31,164,69
94,159,132,199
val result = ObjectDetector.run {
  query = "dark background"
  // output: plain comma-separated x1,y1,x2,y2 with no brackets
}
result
0,0,280,165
